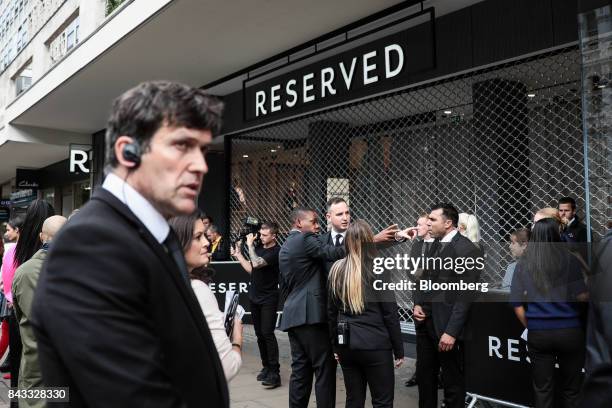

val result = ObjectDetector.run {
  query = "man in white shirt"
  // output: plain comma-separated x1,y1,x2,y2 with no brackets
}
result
31,81,229,408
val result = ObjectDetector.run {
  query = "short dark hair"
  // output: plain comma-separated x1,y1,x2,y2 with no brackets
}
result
290,207,316,224
261,221,279,235
558,196,576,210
7,215,24,230
430,203,459,227
201,213,213,223
326,197,346,212
207,224,220,235
168,211,202,252
104,81,224,170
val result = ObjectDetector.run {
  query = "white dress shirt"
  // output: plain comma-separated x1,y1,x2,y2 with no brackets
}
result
440,229,458,243
331,230,346,246
102,173,169,243
191,280,242,381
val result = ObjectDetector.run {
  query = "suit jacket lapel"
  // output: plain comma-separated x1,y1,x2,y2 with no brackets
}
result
92,190,208,336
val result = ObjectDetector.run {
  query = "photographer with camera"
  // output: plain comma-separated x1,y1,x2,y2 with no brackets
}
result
231,222,281,389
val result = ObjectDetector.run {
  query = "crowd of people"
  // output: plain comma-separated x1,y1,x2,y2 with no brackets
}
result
0,80,608,408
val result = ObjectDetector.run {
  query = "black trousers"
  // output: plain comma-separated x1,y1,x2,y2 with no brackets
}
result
251,301,280,372
288,324,336,408
416,319,464,408
338,348,395,408
528,327,585,408
8,309,21,388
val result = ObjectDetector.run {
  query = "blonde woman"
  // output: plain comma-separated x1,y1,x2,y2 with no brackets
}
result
327,220,403,408
458,213,481,244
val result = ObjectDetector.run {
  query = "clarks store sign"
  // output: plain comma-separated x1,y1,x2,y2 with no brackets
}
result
244,9,435,122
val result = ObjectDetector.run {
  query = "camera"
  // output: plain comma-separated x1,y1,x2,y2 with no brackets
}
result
233,216,262,246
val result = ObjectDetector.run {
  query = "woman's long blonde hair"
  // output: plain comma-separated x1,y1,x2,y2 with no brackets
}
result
328,220,375,314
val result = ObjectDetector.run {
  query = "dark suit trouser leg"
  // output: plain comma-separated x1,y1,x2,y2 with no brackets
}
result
528,328,585,408
288,328,314,408
252,303,267,370
416,321,439,408
362,350,395,408
339,349,395,408
252,302,280,373
8,310,21,388
438,342,465,408
338,348,367,408
288,324,336,408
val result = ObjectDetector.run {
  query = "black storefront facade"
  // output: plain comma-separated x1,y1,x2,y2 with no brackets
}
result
3,140,104,219
210,1,610,405
217,0,609,274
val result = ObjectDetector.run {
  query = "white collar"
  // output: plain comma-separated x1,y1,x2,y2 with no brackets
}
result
331,230,346,242
102,173,170,244
567,217,576,226
423,237,435,243
440,229,458,243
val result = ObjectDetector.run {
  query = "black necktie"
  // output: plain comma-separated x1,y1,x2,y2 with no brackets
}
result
164,229,191,285
335,234,343,247
422,241,431,257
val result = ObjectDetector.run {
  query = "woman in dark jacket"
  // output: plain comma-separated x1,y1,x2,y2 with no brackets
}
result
511,218,588,408
328,219,404,408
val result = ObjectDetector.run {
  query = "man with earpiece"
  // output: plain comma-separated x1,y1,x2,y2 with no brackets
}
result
31,81,229,407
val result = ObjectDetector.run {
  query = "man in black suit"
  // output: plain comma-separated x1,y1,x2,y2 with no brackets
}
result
321,196,405,270
281,204,402,408
31,81,229,407
322,197,350,249
279,207,345,408
413,203,482,408
558,196,588,243
207,223,230,261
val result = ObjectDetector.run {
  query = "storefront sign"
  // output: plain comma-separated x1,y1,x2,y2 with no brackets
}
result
16,169,40,190
10,189,37,207
69,144,92,174
244,8,435,122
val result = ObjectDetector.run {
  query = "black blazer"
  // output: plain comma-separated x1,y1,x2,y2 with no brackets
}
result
413,232,481,340
279,230,344,331
328,288,404,359
321,231,337,273
31,189,229,407
211,236,230,261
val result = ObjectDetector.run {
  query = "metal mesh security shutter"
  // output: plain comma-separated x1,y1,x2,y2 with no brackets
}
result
226,46,610,327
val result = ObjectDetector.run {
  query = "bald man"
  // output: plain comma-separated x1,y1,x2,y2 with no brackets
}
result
13,215,67,408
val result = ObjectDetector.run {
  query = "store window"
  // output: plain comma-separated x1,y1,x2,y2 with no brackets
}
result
74,181,91,210
48,13,80,64
13,59,32,96
61,185,73,217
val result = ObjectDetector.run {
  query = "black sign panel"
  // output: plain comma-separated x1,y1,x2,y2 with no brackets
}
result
208,261,281,325
244,8,435,123
16,168,40,191
464,292,533,406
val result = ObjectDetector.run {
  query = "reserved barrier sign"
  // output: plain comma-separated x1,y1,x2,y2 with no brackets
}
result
464,291,533,406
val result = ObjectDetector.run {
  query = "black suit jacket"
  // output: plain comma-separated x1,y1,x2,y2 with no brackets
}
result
413,232,481,340
328,291,404,359
31,189,229,407
321,231,338,273
279,230,344,331
211,236,230,261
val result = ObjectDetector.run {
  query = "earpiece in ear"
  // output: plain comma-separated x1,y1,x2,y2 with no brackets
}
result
122,143,141,168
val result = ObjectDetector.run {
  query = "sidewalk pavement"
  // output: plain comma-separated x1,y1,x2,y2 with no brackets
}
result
0,325,421,407
232,324,420,407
